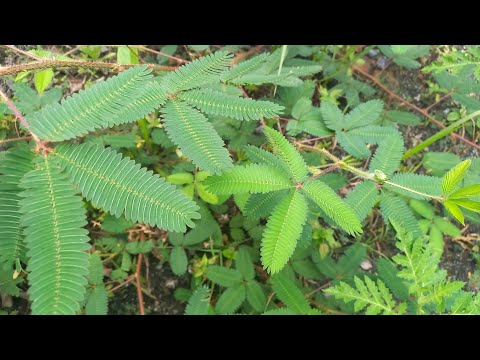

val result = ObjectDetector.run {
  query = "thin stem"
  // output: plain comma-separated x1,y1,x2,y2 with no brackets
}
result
0,60,176,77
132,45,188,63
402,109,480,160
0,136,32,144
297,142,443,201
307,163,340,182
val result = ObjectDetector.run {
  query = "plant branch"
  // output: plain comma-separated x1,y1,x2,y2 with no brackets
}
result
352,65,480,151
0,60,176,77
3,45,43,61
296,142,444,201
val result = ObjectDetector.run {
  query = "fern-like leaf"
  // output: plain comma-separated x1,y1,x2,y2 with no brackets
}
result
0,144,34,269
320,101,345,131
263,126,308,182
450,184,480,199
302,180,363,236
54,143,200,232
85,253,108,315
161,51,233,94
345,181,379,222
220,53,270,82
243,190,289,220
270,273,311,314
380,192,422,239
336,132,371,159
18,157,91,315
204,164,292,194
325,276,402,315
369,132,404,176
385,173,443,200
344,100,384,130
178,88,284,121
161,100,233,174
27,66,154,142
261,191,307,274
243,145,289,172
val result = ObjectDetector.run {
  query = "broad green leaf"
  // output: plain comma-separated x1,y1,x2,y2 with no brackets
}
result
34,68,54,95
166,173,194,185
125,241,154,254
236,247,255,281
246,280,267,312
170,247,188,275
215,284,246,314
433,217,461,237
409,199,435,220
206,265,243,287
197,183,219,204
117,46,139,65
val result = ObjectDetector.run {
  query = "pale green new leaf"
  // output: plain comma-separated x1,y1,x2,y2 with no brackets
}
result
18,157,91,315
27,66,154,142
302,180,363,236
54,143,200,232
263,126,308,182
450,184,480,199
261,191,307,274
270,273,311,314
204,164,292,194
162,100,233,174
161,51,233,93
442,160,471,195
178,88,283,121
0,144,34,269
452,199,480,213
444,200,465,225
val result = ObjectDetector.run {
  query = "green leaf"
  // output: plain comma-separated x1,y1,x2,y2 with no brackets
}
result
117,46,139,65
220,53,269,82
34,68,54,95
443,200,465,225
27,66,156,142
336,132,371,159
246,280,267,312
345,181,380,222
102,214,134,233
429,225,444,257
336,243,367,278
261,191,308,274
376,258,409,302
320,101,344,131
243,145,289,173
55,143,200,233
433,217,461,237
206,265,243,287
85,286,108,315
243,190,289,220
442,160,471,195
236,246,255,281
0,144,35,269
380,192,423,239
292,97,312,119
215,283,246,314
344,99,384,130
179,88,284,121
166,173,194,185
409,199,435,220
0,268,22,296
325,276,400,315
452,199,480,213
270,273,310,314
170,247,188,275
161,51,233,93
369,132,404,176
18,156,91,315
386,173,442,200
263,126,308,182
384,110,421,125
204,164,292,195
125,241,154,254
302,180,363,236
185,285,211,315
162,100,233,175
450,184,480,199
